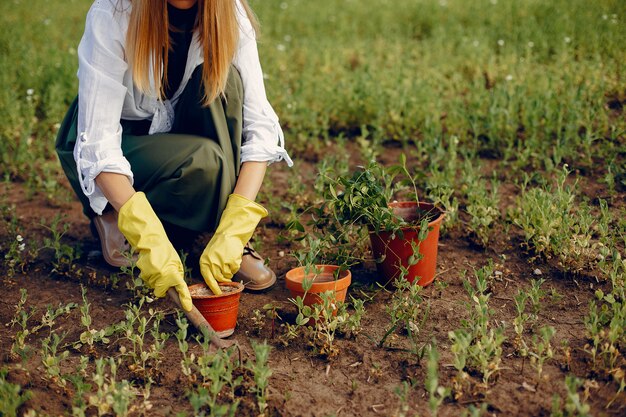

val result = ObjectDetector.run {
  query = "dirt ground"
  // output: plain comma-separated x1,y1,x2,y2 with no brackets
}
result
1,144,625,417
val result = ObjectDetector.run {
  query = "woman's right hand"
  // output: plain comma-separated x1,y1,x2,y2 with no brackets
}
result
117,192,193,311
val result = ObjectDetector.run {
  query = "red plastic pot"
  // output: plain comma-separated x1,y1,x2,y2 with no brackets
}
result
285,265,352,306
369,201,445,287
189,282,245,338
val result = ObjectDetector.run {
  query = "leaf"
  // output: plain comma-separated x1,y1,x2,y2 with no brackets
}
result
329,184,337,199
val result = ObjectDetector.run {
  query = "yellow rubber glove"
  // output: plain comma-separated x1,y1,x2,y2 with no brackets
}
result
117,192,193,311
200,194,268,295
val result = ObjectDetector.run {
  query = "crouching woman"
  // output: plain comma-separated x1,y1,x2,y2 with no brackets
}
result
55,0,292,311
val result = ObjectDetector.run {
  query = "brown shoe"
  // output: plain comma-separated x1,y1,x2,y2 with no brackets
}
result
92,211,136,268
234,243,276,291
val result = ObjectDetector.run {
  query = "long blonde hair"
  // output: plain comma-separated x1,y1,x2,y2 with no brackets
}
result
125,0,258,106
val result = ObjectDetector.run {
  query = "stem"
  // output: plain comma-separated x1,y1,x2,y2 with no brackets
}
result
379,322,399,348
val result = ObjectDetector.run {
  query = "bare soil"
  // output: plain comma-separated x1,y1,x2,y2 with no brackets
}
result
1,142,624,417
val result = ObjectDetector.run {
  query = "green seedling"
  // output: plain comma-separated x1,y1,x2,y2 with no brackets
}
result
121,249,152,301
450,264,506,384
528,278,546,318
425,342,451,417
88,357,138,417
262,302,282,339
529,326,556,381
286,275,365,357
75,286,116,350
509,166,599,274
465,174,501,247
65,356,91,417
175,313,194,382
9,289,34,360
190,341,241,417
8,289,76,360
0,367,31,417
119,299,168,382
247,341,272,416
379,272,427,357
461,403,488,417
513,289,530,358
393,381,412,417
41,213,81,276
250,309,266,335
41,332,70,387
550,375,592,417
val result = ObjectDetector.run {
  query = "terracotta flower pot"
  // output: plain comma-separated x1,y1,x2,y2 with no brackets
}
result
189,282,245,338
369,201,445,287
285,265,352,306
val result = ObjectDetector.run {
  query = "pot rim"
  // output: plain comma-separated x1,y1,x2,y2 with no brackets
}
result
285,265,352,292
188,282,245,299
368,200,445,234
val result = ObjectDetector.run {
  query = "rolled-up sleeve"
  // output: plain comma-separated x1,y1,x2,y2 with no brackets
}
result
232,1,293,167
76,6,133,215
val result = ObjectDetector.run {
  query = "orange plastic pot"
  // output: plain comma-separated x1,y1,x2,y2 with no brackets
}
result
369,201,445,287
285,265,352,306
189,282,244,338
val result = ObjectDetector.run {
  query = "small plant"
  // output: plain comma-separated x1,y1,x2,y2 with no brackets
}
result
250,309,266,335
65,356,91,417
119,299,169,382
286,276,365,358
449,329,472,395
583,288,626,406
465,175,501,247
1,203,33,276
340,296,366,338
513,289,530,358
262,303,282,339
528,278,546,318
9,289,34,360
190,341,242,417
4,233,28,276
321,155,438,235
41,213,81,276
550,376,592,417
529,326,556,381
75,286,116,350
41,332,70,387
175,313,195,382
246,341,272,416
0,367,31,417
88,357,139,417
289,286,342,358
509,166,599,274
121,250,152,301
379,273,427,355
425,342,451,417
393,381,412,417
449,264,506,385
461,403,488,417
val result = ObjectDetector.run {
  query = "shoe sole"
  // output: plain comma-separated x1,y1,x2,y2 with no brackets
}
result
93,216,131,268
240,269,277,292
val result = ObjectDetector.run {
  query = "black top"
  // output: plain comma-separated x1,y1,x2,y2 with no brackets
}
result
165,2,198,99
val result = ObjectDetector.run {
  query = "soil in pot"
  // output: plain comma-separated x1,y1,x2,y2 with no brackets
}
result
189,281,244,338
285,265,351,306
369,201,445,287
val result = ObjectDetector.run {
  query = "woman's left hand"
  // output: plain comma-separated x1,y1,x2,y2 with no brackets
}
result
199,193,268,294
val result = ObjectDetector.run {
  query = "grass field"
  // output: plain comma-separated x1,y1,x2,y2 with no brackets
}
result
1,0,625,416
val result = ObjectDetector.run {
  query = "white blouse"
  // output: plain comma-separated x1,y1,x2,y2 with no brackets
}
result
75,0,293,215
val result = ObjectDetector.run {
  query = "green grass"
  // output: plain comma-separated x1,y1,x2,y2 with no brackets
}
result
1,0,624,181
0,2,625,413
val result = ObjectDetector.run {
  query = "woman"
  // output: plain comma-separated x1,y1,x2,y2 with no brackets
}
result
55,0,292,312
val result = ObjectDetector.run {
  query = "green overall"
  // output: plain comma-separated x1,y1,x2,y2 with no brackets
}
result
55,66,243,233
